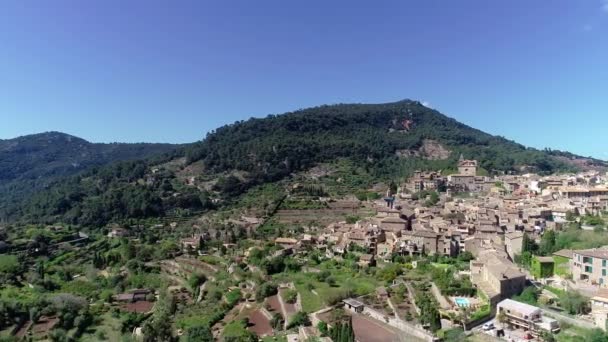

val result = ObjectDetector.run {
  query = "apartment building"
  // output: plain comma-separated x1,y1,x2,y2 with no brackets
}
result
572,249,608,286
497,299,560,337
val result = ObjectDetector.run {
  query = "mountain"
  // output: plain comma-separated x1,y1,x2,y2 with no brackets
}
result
9,100,607,227
0,132,180,219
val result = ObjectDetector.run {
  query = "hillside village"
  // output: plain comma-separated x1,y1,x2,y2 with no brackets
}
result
3,155,608,342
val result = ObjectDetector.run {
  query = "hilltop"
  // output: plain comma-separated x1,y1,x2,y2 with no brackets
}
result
7,100,607,226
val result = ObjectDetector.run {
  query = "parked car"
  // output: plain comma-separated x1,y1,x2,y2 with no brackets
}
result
482,322,495,331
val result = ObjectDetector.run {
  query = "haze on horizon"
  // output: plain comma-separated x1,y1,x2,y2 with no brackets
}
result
1,0,607,158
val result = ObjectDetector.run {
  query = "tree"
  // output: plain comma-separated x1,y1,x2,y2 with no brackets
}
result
197,235,206,252
458,306,471,331
121,240,137,262
74,310,94,337
29,307,41,324
49,328,69,342
287,312,311,329
539,230,557,256
143,313,176,342
329,318,355,342
256,282,278,300
559,291,589,315
516,251,533,268
416,292,441,332
540,331,556,342
457,251,474,262
565,210,576,221
283,289,298,304
330,321,343,342
522,233,537,254
188,273,207,292
317,321,328,336
514,286,539,305
35,261,45,279
270,313,284,331
587,329,608,342
497,310,507,324
389,181,398,196
0,255,20,282
186,325,213,342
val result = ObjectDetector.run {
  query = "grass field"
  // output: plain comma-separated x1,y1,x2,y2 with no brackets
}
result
556,227,608,250
553,256,571,277
556,325,606,342
275,261,379,313
79,312,124,342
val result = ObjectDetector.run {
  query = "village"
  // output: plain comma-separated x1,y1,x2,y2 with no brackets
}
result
164,157,608,342
4,157,608,342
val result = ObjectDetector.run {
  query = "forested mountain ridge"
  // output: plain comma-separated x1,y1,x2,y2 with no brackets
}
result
0,132,178,182
9,100,607,227
0,132,180,220
184,99,603,178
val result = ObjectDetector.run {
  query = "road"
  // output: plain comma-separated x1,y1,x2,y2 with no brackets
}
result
539,308,595,329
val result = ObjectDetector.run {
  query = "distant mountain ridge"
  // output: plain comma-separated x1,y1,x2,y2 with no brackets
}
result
5,100,608,226
0,131,180,219
0,131,177,181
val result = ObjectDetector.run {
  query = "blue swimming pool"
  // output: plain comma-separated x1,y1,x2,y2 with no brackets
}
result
454,297,470,307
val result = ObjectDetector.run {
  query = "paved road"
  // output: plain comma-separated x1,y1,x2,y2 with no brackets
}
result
539,308,595,329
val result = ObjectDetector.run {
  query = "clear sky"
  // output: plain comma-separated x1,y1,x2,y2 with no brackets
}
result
0,1,606,158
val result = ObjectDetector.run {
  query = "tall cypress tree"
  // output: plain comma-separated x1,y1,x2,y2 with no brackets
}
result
331,321,342,342
340,323,349,342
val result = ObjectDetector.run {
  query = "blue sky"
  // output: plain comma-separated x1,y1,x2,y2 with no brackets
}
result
0,1,607,158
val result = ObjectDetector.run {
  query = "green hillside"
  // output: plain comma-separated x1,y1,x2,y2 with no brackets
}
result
9,100,605,227
0,132,180,221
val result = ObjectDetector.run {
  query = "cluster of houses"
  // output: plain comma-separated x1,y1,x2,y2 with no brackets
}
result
168,158,608,339
266,160,608,337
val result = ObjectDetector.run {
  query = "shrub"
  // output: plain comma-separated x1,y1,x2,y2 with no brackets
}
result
283,289,298,304
256,282,278,301
287,312,311,329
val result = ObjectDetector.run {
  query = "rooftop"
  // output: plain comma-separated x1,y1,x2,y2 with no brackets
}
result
574,248,608,259
498,299,541,317
553,249,573,259
343,298,364,307
505,231,524,240
535,256,555,263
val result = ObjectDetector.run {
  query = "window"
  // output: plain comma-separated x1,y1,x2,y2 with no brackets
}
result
603,260,607,267
585,266,593,273
603,269,606,276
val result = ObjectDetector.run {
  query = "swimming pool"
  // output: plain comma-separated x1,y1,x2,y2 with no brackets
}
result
454,297,470,307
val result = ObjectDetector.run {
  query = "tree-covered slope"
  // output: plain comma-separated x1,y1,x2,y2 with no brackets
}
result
0,132,180,220
184,99,581,179
11,100,606,227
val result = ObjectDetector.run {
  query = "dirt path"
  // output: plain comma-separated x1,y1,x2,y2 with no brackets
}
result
277,290,289,329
